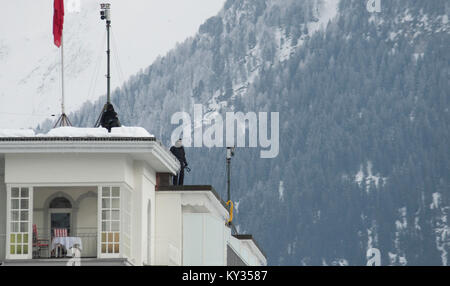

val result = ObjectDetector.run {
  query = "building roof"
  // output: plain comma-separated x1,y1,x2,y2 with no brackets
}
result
157,185,227,209
0,126,154,138
0,129,180,175
0,137,156,142
232,234,266,258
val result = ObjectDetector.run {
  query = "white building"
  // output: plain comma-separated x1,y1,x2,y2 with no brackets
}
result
0,127,266,266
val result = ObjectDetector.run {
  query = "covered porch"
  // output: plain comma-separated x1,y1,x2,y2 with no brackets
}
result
5,184,131,261
0,135,180,265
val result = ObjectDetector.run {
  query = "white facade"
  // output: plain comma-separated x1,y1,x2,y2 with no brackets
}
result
0,136,266,266
155,188,266,266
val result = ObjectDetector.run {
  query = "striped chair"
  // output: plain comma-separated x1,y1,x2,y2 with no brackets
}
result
53,228,68,257
54,228,68,237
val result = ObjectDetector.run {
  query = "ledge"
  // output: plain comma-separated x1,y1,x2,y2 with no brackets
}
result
157,185,227,209
0,137,156,142
233,234,266,259
2,258,130,266
0,138,179,175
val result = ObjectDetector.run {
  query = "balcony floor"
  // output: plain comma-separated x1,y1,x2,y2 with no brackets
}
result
2,258,130,266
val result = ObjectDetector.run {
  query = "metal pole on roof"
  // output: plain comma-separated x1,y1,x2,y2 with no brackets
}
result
226,147,235,204
54,34,72,128
226,147,235,230
106,13,111,104
61,34,65,115
95,3,121,131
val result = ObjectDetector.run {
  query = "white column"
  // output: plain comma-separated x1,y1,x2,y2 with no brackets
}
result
5,185,9,259
97,186,102,259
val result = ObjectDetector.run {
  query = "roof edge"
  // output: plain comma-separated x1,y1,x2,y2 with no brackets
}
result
0,137,156,142
232,234,266,260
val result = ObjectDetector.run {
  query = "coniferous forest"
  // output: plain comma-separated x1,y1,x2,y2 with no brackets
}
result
38,0,450,265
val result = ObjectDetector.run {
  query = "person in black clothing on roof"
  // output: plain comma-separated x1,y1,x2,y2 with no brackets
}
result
100,103,121,133
170,138,188,186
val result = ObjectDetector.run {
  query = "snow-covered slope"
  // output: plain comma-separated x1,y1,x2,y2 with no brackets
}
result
206,0,339,115
0,0,224,129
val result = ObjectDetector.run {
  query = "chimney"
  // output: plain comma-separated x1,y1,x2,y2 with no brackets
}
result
156,173,173,190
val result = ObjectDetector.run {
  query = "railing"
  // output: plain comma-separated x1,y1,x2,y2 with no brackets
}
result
35,227,98,258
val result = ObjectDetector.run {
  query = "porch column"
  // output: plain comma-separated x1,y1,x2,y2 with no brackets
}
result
6,185,33,260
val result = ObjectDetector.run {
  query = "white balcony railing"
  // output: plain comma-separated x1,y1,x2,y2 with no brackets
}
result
34,227,98,258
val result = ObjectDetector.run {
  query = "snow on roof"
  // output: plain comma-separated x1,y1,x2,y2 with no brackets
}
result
0,129,35,137
0,127,154,138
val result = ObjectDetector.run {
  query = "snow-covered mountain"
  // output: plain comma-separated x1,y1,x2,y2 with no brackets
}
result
13,0,450,265
0,0,224,128
204,0,340,116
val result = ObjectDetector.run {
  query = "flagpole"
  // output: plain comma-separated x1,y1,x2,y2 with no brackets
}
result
53,0,71,128
61,34,65,116
54,34,72,128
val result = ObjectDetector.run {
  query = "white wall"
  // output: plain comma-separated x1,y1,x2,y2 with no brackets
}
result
0,156,6,261
142,171,156,265
182,213,226,266
227,235,267,266
155,191,266,266
76,196,97,257
5,154,135,188
154,193,182,266
131,162,156,265
183,214,203,265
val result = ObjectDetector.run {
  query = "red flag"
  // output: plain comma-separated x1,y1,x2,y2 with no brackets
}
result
53,0,64,47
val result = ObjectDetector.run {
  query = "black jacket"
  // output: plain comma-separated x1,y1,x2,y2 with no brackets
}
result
170,146,187,167
100,103,121,131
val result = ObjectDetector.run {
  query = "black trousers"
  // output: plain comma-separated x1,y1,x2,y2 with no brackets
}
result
173,167,185,186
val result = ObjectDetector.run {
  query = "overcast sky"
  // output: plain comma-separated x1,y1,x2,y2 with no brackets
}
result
0,0,225,69
0,0,226,128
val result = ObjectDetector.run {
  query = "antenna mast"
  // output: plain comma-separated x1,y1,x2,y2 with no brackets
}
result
103,3,111,104
95,3,121,131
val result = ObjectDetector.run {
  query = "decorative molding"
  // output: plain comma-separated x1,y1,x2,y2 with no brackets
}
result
43,191,76,238
178,192,228,220
43,191,76,210
74,191,97,209
0,140,179,174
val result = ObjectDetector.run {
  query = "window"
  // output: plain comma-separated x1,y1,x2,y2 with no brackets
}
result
49,197,72,209
9,187,30,256
101,187,120,254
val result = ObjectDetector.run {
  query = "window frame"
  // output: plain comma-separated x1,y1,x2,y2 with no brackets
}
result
6,185,33,260
97,185,123,259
